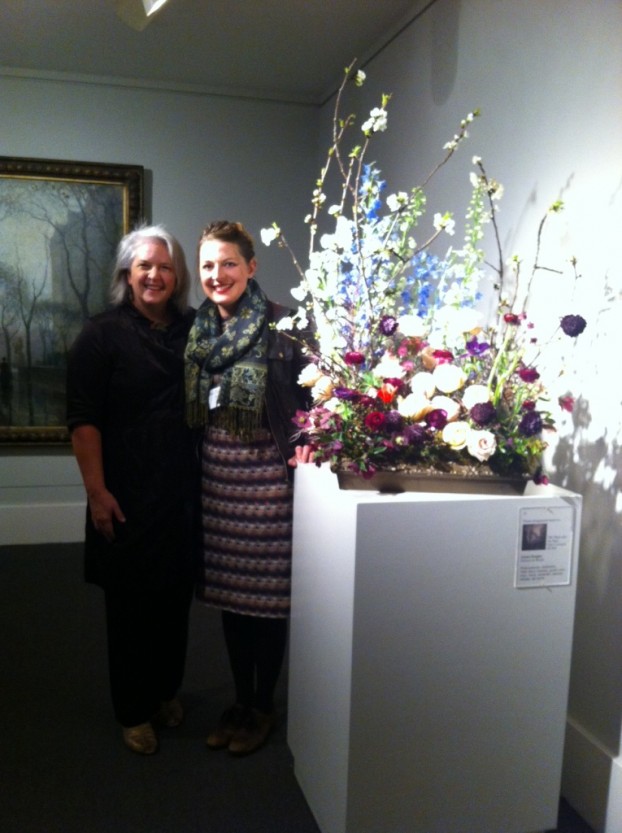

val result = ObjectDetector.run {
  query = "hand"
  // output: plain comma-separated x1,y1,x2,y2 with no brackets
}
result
88,488,126,542
288,444,315,467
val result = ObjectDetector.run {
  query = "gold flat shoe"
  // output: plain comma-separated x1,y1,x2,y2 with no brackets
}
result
228,709,274,756
122,722,158,755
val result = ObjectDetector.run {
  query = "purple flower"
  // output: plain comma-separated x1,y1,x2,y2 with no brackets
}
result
359,395,377,408
519,410,543,437
560,314,587,337
426,408,448,430
533,467,550,486
558,394,575,413
334,387,360,401
401,424,428,446
466,337,490,356
518,366,540,383
379,315,398,336
431,349,454,364
292,410,312,430
384,410,404,431
470,401,496,426
344,350,365,366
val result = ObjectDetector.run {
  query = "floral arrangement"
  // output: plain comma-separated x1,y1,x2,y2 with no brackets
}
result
261,63,586,483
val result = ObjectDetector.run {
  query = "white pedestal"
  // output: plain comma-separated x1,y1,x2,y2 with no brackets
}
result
287,464,581,833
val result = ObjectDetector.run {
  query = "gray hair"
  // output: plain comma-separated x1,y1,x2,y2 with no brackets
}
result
110,224,191,312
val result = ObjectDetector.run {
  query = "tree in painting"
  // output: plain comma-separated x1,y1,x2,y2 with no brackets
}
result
0,176,124,431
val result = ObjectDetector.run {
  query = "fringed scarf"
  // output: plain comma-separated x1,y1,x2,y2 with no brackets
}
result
184,279,268,438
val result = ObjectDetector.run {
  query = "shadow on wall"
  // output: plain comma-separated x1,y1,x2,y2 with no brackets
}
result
431,0,460,105
552,398,622,752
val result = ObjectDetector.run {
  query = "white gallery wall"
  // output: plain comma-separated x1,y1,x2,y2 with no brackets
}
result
332,1,620,831
1,0,621,830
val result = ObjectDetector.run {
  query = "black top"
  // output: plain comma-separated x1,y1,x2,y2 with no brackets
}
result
66,302,198,590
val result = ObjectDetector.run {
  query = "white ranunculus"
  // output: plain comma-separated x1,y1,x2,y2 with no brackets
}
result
441,421,470,450
467,429,497,462
312,376,334,403
430,395,461,422
397,394,433,421
432,363,467,394
408,372,435,398
298,364,324,387
372,353,405,380
397,314,426,338
433,304,482,339
461,384,491,410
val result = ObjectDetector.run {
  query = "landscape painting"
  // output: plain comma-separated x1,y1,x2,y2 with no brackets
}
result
0,157,143,444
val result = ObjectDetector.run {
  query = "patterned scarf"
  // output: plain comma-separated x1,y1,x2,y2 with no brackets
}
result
184,279,268,437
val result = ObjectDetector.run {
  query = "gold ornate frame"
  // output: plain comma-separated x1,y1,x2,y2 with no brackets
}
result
0,157,144,444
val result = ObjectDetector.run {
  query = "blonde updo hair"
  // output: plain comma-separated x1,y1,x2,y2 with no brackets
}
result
198,220,256,264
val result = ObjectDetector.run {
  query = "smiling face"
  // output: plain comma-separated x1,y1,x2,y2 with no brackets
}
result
126,239,176,322
199,238,256,318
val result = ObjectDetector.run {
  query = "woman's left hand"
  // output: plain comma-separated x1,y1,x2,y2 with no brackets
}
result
288,444,314,467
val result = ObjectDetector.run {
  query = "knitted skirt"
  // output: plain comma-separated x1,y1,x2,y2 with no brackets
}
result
197,425,293,618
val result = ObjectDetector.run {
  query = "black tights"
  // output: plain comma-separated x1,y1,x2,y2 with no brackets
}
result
221,611,288,714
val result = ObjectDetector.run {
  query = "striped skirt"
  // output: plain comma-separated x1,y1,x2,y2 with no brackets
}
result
197,425,293,618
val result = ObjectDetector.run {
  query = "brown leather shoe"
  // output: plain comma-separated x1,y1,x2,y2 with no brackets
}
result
206,703,247,750
154,698,184,728
122,722,158,755
228,709,274,756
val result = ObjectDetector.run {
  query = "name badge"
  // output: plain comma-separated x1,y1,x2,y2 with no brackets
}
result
209,385,221,410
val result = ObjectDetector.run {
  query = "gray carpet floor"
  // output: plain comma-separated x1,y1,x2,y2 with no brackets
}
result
0,543,594,833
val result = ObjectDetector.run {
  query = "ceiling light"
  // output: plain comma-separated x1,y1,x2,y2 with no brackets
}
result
115,0,170,31
142,0,169,16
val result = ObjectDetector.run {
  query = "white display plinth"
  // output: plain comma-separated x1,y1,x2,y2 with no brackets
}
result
288,464,581,833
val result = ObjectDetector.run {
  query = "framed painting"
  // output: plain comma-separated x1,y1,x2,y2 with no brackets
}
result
0,157,144,444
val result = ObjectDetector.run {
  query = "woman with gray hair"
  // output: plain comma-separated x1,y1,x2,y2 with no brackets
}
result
67,224,197,755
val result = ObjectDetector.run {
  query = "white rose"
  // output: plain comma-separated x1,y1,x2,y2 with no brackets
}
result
467,429,497,462
461,384,491,410
430,395,461,422
432,363,467,394
442,421,470,450
408,372,435,398
397,394,433,421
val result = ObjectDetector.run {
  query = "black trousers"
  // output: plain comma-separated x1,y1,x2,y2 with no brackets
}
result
103,577,193,727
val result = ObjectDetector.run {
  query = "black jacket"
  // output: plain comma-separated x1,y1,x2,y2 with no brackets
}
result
264,300,312,478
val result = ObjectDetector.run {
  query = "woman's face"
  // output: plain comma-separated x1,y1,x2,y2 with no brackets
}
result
127,240,176,321
199,238,256,318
